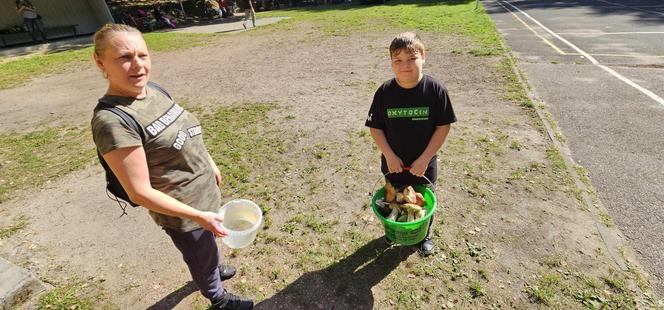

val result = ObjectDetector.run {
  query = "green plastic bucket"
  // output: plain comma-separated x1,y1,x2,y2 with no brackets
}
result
371,185,437,246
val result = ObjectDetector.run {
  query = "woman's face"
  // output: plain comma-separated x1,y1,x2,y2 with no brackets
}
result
94,32,151,98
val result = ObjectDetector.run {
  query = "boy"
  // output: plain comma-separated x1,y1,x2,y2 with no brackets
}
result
365,32,456,256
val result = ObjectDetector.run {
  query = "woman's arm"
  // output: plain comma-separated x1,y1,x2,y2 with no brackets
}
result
103,146,227,236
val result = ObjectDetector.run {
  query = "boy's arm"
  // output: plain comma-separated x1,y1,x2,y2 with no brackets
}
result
409,124,451,177
369,128,404,173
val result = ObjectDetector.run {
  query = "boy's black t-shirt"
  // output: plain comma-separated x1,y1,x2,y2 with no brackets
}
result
365,75,456,184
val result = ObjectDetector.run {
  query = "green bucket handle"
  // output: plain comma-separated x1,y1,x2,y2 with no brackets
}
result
370,166,438,219
371,166,437,197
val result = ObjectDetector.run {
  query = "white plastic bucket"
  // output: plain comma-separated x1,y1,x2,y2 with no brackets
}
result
218,199,262,249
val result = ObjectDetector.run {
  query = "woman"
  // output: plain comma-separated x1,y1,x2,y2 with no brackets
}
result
16,0,47,43
91,24,253,310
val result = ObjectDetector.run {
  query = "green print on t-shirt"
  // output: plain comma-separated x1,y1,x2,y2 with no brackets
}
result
387,107,429,119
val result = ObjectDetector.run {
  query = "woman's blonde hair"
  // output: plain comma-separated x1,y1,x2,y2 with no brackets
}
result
389,32,425,57
93,23,142,56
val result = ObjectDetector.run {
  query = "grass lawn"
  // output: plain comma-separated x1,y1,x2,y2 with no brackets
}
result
260,0,502,54
0,32,218,90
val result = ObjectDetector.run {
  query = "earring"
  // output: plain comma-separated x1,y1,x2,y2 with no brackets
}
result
103,71,108,79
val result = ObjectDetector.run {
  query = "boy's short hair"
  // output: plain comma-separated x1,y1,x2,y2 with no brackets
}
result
389,32,425,57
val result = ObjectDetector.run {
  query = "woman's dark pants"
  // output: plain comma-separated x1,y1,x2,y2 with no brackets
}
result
164,227,224,301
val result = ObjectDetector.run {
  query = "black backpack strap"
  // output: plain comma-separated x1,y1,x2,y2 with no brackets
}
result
95,102,145,142
94,102,145,216
93,82,170,216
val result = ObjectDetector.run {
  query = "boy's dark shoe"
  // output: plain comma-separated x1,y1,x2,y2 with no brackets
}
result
418,238,434,256
384,235,395,246
219,264,237,281
211,291,254,310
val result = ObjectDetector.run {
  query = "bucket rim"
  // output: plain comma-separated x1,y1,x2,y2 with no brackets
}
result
371,185,437,226
219,198,263,233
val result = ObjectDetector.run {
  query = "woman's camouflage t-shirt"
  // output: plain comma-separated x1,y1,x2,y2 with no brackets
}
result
91,84,220,232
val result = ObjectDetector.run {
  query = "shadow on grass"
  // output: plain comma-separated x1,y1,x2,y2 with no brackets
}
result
146,281,198,310
0,37,92,59
43,43,92,55
255,236,417,310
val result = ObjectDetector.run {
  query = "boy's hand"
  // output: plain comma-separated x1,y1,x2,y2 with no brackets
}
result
386,154,404,173
409,157,428,177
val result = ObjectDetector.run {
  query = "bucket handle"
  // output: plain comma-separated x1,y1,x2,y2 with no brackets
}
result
370,166,437,198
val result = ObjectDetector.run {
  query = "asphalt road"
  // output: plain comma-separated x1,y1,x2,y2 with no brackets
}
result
486,0,664,295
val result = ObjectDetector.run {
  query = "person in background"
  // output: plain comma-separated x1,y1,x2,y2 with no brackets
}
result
153,5,177,29
242,0,256,29
15,0,46,43
204,0,222,18
218,0,231,17
135,9,153,32
119,11,138,29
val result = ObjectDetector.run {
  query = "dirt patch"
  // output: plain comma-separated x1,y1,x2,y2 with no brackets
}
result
0,20,656,309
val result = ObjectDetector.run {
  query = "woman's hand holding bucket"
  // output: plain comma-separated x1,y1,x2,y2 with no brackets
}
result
196,211,229,237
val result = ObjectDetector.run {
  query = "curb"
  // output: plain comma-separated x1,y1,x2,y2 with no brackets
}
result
496,25,631,272
0,257,48,310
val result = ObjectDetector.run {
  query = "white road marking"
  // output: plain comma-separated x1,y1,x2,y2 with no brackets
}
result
558,31,664,36
496,0,567,54
499,0,664,107
571,53,664,58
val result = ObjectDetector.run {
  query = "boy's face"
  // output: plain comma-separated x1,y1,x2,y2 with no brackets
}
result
391,49,425,87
